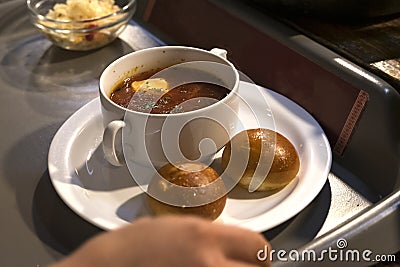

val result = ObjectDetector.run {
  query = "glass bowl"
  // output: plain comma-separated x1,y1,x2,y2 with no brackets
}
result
27,0,136,51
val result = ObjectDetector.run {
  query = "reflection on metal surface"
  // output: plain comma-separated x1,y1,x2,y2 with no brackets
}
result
0,16,163,117
120,21,164,50
334,58,380,84
317,173,371,237
371,59,400,81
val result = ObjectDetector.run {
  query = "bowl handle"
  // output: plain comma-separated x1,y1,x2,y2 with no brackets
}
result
210,48,228,59
103,120,126,166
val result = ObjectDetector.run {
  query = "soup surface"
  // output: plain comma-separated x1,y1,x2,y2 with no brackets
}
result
110,69,230,114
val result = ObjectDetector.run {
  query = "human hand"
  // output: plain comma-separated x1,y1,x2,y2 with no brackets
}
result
53,216,271,267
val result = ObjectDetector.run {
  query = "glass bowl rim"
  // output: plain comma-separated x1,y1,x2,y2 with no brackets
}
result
26,0,136,24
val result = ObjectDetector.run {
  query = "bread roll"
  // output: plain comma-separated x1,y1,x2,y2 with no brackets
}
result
147,162,227,220
222,128,300,191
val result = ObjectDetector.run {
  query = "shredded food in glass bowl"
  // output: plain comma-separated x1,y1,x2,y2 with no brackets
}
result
45,0,120,21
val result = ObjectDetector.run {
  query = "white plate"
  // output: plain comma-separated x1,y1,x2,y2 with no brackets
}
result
48,81,332,232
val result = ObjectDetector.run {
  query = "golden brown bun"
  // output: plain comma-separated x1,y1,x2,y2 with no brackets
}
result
147,162,227,221
222,128,300,191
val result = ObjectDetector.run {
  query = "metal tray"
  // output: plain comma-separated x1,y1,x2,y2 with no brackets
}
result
131,1,400,265
0,0,398,266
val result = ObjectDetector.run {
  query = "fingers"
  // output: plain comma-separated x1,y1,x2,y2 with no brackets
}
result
224,259,265,267
53,215,272,267
208,223,271,266
124,216,272,266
